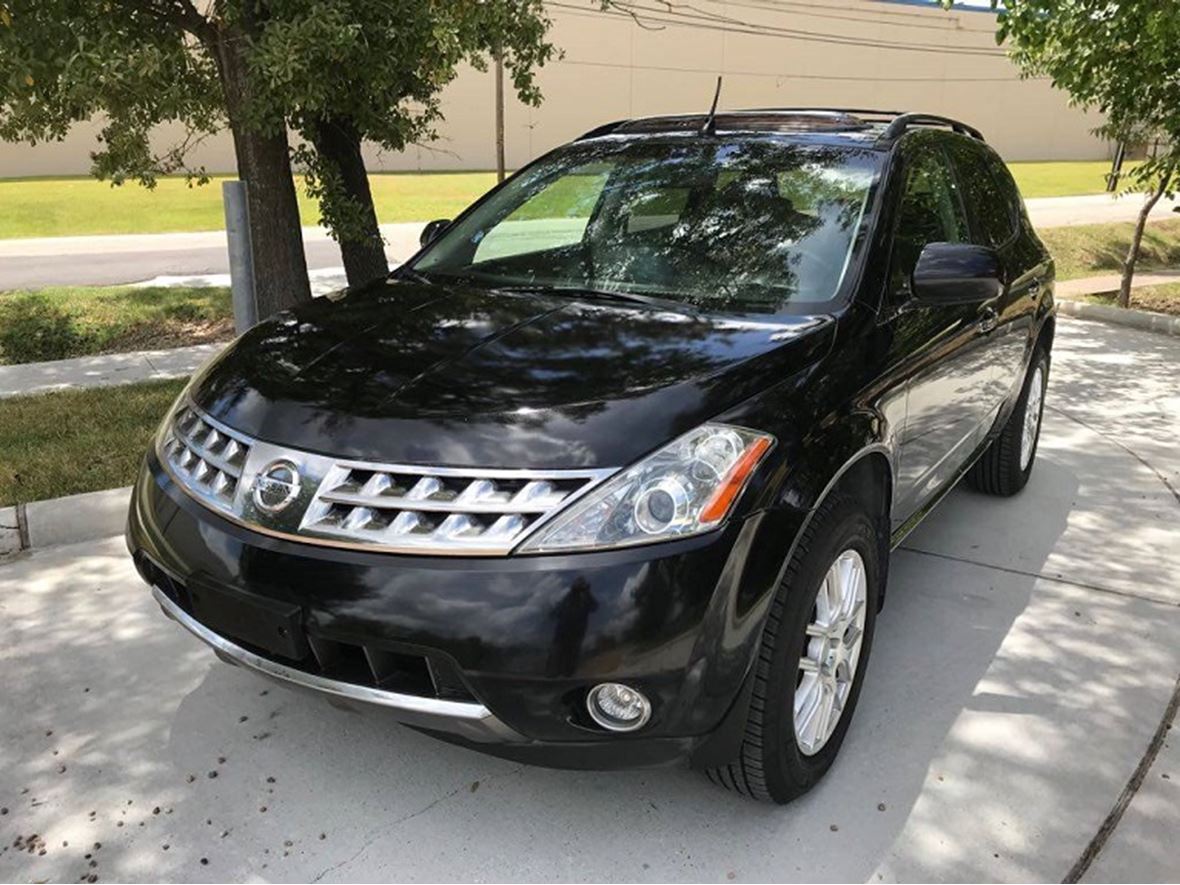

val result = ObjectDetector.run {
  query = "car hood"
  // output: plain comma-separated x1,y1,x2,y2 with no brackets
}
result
188,279,834,468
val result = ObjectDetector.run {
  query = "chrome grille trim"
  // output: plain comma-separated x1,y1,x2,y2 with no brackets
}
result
297,460,611,554
160,403,254,513
158,399,616,556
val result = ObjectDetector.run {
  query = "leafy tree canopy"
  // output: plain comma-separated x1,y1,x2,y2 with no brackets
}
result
0,0,556,307
0,0,553,187
956,0,1180,306
965,0,1180,187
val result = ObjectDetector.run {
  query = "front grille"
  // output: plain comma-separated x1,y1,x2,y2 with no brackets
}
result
298,464,602,553
161,404,253,513
157,399,616,555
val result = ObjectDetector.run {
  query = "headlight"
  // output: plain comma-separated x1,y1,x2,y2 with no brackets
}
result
518,423,774,553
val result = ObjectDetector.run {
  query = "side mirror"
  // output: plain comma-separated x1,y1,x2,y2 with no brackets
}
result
420,218,452,248
912,242,1003,305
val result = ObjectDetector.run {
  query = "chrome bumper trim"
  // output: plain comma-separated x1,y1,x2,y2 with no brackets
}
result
151,585,513,737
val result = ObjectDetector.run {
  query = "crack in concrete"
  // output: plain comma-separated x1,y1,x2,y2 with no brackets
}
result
1047,403,1180,507
1062,674,1180,883
1041,398,1180,880
897,546,1180,608
308,765,525,882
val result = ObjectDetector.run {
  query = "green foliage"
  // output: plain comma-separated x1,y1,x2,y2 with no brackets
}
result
261,0,557,247
1037,218,1180,281
952,1,1180,196
0,293,89,363
0,285,232,364
0,378,188,506
0,0,555,246
0,1,223,187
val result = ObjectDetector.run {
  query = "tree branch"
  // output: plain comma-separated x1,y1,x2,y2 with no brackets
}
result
169,0,215,43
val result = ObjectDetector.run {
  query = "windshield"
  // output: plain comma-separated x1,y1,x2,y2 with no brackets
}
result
412,138,880,314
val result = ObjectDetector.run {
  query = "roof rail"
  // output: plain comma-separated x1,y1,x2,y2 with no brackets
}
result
879,113,984,142
576,119,630,140
740,107,903,119
575,109,985,143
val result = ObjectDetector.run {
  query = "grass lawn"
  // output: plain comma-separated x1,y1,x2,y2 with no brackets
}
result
0,160,1130,240
0,285,232,364
0,172,499,239
1007,160,1136,200
1038,218,1180,280
1082,282,1180,317
0,378,186,506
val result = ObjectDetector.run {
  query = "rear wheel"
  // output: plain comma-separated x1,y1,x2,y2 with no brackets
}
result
966,347,1049,496
706,493,881,803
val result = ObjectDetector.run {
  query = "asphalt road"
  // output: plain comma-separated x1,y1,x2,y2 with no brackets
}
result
0,225,422,290
0,318,1177,882
1,193,1178,290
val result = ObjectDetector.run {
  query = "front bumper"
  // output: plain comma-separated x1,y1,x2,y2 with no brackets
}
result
128,453,795,769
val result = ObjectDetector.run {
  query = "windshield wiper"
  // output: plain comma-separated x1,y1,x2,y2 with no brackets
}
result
494,284,661,307
395,267,435,286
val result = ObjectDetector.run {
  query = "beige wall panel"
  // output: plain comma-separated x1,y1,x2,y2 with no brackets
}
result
629,67,726,117
506,61,634,166
0,0,1109,177
549,6,633,67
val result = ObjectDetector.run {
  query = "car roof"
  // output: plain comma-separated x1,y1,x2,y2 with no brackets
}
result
577,109,985,152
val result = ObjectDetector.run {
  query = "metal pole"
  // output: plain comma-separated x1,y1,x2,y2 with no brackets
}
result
495,53,506,183
1106,141,1126,193
222,180,257,333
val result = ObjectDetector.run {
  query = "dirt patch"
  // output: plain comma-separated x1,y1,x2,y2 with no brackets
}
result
1083,284,1180,317
101,318,235,353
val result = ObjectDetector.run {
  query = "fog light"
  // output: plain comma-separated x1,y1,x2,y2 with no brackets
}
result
586,682,651,732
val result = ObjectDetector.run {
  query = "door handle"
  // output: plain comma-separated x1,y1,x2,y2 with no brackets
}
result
978,305,999,334
1027,279,1042,298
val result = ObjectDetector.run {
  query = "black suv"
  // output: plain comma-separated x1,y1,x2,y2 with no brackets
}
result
128,109,1054,803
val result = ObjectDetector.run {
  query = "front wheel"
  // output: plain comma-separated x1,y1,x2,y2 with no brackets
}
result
966,347,1049,496
705,493,882,803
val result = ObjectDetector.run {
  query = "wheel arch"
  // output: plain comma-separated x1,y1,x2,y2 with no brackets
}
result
775,439,896,610
1038,312,1056,355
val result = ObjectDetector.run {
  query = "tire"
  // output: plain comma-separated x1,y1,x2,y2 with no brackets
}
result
966,347,1049,497
705,493,882,804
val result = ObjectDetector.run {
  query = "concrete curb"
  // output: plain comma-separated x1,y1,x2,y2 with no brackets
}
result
0,486,131,554
1057,298,1180,337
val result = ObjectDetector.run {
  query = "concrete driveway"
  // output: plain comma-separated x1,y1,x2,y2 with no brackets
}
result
0,317,1177,883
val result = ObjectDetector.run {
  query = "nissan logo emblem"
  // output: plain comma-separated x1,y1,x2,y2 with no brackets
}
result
252,460,302,514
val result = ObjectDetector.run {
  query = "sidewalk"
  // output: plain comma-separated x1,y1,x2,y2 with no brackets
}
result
0,343,223,398
1025,192,1180,228
1056,269,1180,298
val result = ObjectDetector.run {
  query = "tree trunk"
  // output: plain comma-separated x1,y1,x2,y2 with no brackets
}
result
1119,174,1171,309
311,118,389,287
210,26,311,318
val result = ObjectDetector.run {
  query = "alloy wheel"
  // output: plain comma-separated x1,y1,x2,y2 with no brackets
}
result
1020,364,1045,471
794,548,868,756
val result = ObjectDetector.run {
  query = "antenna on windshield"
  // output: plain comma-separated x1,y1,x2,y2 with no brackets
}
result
700,76,723,135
